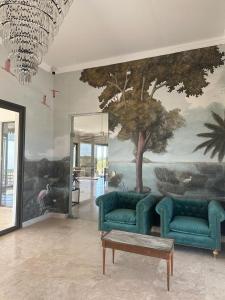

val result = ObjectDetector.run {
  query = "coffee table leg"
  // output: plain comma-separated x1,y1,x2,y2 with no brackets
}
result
112,249,115,264
171,253,173,276
167,259,170,291
103,247,106,275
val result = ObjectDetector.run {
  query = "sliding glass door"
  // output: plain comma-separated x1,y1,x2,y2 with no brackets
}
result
0,100,25,234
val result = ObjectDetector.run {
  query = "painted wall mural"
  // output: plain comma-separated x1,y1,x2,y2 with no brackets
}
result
80,45,225,206
23,158,70,221
0,45,60,222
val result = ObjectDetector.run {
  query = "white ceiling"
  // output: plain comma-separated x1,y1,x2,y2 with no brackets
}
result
44,0,225,73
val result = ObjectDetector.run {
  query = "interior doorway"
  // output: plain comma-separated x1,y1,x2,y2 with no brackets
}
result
69,113,108,220
0,100,25,235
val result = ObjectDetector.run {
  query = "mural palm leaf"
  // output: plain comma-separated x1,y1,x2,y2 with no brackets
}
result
211,111,225,128
194,111,225,162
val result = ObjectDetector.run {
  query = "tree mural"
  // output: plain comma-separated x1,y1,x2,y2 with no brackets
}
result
80,46,224,192
194,111,225,162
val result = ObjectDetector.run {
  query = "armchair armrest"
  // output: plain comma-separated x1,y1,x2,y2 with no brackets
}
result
96,192,118,214
208,200,225,222
136,194,157,234
96,192,119,231
155,197,174,236
136,194,157,214
208,200,225,240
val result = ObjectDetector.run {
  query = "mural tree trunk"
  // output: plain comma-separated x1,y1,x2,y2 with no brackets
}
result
80,46,224,193
136,131,145,192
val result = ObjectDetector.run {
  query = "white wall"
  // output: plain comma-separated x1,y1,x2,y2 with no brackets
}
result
53,71,101,159
0,46,54,160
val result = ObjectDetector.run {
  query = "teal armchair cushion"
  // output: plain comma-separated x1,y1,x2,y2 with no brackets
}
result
96,191,157,235
156,197,225,251
105,209,136,225
173,199,208,219
169,216,209,236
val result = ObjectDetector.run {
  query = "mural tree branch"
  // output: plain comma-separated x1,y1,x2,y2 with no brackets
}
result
80,46,224,192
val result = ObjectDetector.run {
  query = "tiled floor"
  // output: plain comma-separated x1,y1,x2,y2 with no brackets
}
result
72,195,98,222
0,218,224,300
1,179,225,299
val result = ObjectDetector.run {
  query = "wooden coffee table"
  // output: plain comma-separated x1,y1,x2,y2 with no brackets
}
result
102,230,174,291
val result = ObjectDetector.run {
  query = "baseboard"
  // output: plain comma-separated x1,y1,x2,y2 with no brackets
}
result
22,213,50,228
22,212,68,227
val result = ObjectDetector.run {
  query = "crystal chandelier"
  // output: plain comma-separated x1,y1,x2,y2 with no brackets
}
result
0,0,74,84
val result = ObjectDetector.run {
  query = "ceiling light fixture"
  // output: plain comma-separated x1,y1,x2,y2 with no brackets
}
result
0,0,74,84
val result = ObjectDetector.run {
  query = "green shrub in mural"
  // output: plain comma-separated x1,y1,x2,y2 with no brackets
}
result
194,111,225,162
80,46,224,193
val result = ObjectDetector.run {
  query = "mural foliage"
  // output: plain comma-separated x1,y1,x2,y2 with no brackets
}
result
194,110,225,162
80,45,225,202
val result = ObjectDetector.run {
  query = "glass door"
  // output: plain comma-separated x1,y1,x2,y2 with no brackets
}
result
0,101,25,234
70,113,108,219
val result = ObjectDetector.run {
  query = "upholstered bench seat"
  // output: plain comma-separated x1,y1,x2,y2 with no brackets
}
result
169,216,209,236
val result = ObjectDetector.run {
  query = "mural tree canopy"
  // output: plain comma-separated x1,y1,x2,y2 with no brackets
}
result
80,46,224,192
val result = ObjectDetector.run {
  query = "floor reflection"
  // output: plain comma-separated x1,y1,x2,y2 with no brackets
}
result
0,187,14,231
72,177,107,222
0,207,13,230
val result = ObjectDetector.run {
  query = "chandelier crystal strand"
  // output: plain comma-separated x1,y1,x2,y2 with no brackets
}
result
0,0,73,84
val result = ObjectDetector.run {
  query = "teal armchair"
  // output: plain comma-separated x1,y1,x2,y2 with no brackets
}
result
156,197,225,255
96,191,157,235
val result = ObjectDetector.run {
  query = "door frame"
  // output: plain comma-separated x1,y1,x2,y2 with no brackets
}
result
0,99,25,236
0,121,15,205
68,112,108,218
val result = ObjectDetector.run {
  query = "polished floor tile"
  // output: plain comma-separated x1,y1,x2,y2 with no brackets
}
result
0,218,224,300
